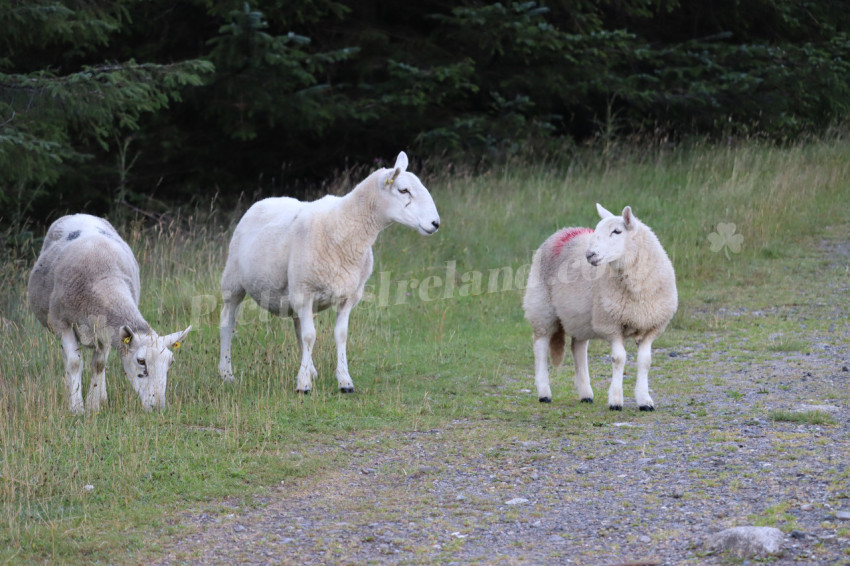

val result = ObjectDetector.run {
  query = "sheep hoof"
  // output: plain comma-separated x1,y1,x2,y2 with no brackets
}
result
538,397,551,403
639,405,655,411
296,388,311,395
580,397,594,404
339,386,355,394
608,404,623,411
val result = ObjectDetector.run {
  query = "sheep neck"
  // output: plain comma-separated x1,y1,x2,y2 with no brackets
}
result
323,172,389,261
608,229,653,295
90,277,150,347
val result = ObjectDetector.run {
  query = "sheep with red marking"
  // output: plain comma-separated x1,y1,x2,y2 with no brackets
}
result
523,204,677,410
28,214,191,413
219,151,441,393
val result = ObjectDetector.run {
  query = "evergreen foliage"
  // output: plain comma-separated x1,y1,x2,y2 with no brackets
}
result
1,0,849,230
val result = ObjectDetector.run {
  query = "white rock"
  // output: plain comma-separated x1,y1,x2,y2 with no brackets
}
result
505,497,529,505
705,526,783,558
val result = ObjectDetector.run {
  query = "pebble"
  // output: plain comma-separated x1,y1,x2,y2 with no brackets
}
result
233,524,246,533
836,511,850,520
505,498,529,505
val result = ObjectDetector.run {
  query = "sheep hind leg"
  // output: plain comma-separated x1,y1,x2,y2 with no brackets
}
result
607,337,627,411
60,329,84,414
634,339,655,411
333,301,356,393
532,333,553,402
571,338,593,403
219,288,245,382
86,345,109,412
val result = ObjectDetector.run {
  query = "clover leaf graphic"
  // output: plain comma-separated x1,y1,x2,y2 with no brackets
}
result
708,222,744,260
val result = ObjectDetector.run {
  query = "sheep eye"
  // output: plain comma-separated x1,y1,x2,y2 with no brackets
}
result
612,229,622,235
137,358,146,366
398,187,410,195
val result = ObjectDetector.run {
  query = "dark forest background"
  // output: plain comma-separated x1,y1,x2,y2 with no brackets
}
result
2,0,849,231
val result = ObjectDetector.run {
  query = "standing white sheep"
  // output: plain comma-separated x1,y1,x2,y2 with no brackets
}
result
28,214,191,413
523,204,677,410
219,151,441,393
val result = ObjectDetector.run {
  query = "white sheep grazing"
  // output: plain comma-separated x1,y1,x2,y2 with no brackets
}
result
219,151,441,393
28,214,191,413
523,203,677,410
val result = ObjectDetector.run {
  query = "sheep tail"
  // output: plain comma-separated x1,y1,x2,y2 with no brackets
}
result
549,323,566,367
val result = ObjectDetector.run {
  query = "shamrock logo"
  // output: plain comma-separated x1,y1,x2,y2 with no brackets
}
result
708,222,744,260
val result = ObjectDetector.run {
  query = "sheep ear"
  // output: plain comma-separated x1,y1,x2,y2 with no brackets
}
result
622,206,634,229
163,325,191,349
596,203,614,219
119,325,137,348
393,151,409,172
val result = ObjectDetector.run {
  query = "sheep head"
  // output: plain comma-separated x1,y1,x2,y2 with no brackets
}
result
118,324,191,410
379,151,441,236
585,203,639,266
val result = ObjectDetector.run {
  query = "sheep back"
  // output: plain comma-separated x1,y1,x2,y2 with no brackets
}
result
28,214,144,346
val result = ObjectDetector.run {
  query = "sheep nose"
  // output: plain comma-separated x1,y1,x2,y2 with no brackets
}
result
586,251,598,264
431,220,440,230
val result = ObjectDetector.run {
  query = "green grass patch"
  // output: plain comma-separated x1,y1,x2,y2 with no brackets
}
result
768,410,837,426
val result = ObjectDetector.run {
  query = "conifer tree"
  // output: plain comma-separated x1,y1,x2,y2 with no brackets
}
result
0,1,213,225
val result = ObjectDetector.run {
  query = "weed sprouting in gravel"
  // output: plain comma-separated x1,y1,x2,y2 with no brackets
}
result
768,410,837,426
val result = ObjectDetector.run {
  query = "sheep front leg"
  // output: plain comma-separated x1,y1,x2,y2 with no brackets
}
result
532,333,552,402
634,339,655,411
86,345,109,412
294,302,318,394
607,337,627,411
333,301,356,393
60,329,84,414
571,338,594,403
219,290,244,382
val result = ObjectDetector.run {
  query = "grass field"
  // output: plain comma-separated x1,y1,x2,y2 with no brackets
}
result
1,137,848,563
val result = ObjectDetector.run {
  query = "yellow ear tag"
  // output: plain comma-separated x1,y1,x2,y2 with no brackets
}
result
385,177,394,185
123,336,131,345
173,341,181,350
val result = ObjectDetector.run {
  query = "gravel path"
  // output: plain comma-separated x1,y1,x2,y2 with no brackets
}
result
155,241,850,565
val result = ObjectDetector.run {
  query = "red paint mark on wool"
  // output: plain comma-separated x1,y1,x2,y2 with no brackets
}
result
552,227,593,257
